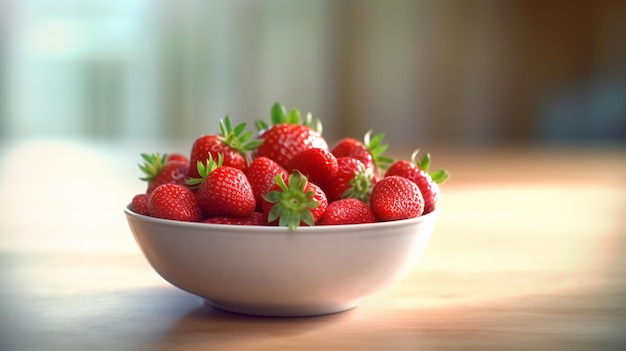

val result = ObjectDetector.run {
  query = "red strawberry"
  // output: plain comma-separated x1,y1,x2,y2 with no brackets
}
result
202,212,267,226
131,193,150,216
261,172,328,230
138,153,188,194
286,148,338,187
370,176,424,221
166,153,189,164
253,103,328,169
320,198,377,225
385,150,450,214
244,156,288,211
187,154,256,218
147,184,202,222
331,130,394,174
324,157,374,203
189,116,262,178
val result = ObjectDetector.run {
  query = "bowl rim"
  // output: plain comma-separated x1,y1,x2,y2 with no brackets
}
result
124,205,438,235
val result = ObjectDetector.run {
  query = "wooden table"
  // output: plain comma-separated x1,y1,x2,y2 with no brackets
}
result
1,140,625,350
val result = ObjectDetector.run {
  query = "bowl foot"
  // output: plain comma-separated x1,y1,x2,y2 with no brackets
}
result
204,299,358,317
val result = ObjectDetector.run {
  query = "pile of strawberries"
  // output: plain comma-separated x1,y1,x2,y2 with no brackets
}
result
130,103,449,229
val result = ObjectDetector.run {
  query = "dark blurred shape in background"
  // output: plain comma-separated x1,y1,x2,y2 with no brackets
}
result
1,0,625,148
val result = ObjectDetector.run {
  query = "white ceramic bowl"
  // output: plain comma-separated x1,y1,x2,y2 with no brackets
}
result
125,207,438,317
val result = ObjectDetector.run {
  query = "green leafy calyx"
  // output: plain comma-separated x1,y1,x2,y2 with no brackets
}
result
219,116,264,158
185,153,224,188
263,172,319,230
255,102,323,134
364,130,394,170
342,163,374,203
411,149,450,184
138,153,167,181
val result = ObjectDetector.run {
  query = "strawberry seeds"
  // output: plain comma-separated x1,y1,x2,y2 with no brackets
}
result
130,102,449,229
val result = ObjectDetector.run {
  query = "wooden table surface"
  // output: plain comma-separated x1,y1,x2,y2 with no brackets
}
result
1,140,625,351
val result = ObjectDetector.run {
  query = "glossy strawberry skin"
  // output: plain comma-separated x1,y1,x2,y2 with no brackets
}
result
254,123,328,169
196,166,256,218
189,135,247,179
307,183,329,224
131,193,150,216
244,157,288,211
320,198,377,225
370,176,424,221
324,157,364,202
147,184,203,222
287,148,338,187
202,212,267,225
146,161,188,194
166,153,189,164
385,160,439,214
331,138,375,170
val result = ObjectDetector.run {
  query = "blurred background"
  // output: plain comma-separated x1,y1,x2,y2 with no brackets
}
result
1,0,625,149
1,3,626,349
